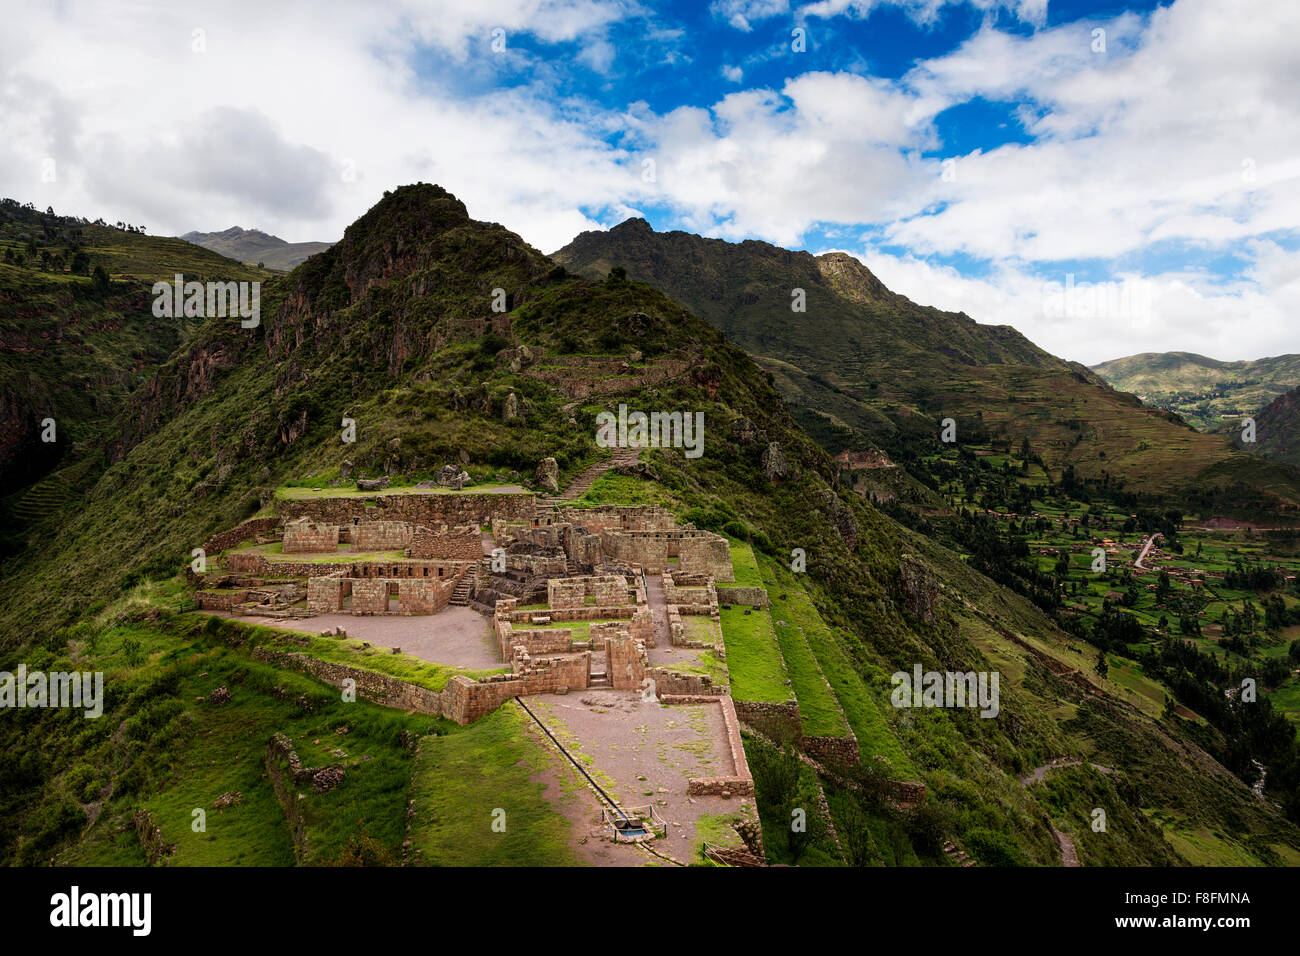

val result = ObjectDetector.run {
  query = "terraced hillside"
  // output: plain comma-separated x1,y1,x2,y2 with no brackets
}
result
554,220,1300,513
1092,351,1300,431
2,184,1296,868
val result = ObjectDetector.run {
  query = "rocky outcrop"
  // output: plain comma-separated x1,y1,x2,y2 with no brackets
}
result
535,457,559,493
761,442,787,483
356,476,390,491
819,489,859,551
435,463,470,489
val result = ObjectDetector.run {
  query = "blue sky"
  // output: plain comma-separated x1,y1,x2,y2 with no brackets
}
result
4,0,1298,364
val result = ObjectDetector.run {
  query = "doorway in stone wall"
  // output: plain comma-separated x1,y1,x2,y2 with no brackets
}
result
387,581,400,613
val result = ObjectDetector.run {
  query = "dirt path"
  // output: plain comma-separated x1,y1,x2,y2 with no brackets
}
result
1052,825,1080,867
1019,758,1114,787
1020,758,1113,867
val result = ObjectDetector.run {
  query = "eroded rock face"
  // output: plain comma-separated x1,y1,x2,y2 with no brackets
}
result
502,391,520,420
762,442,787,483
899,555,939,621
819,489,859,552
340,459,354,480
535,456,560,493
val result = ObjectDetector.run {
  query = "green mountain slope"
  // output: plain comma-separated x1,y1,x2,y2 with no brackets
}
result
0,201,267,529
1,185,1295,868
1250,384,1300,469
181,227,334,271
554,221,1300,514
1092,350,1300,431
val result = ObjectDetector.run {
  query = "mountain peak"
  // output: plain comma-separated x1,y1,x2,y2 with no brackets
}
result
814,250,888,302
610,216,654,235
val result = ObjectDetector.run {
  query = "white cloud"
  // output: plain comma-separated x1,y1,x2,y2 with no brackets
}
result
843,244,1300,366
0,0,1295,365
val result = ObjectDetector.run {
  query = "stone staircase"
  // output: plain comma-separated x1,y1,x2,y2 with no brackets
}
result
942,840,976,867
588,668,610,688
536,447,641,515
450,573,473,607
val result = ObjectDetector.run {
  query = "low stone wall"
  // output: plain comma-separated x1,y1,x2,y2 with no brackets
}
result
717,587,769,608
441,653,591,723
498,623,572,660
648,667,725,697
264,734,310,863
132,808,174,866
251,640,587,726
661,696,754,797
505,604,635,624
203,516,283,555
733,699,802,742
801,734,860,766
251,647,443,714
197,589,251,611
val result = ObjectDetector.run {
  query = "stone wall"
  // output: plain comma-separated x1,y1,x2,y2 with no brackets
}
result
252,641,590,727
202,516,283,554
801,734,860,766
547,574,631,609
307,577,347,614
717,586,769,608
648,667,725,697
197,589,251,611
264,733,311,863
606,633,647,690
282,520,339,554
277,491,534,526
224,553,467,580
440,653,591,724
350,579,390,615
678,535,734,581
663,696,754,797
354,520,413,551
408,524,483,561
251,647,443,714
556,504,677,533
398,577,453,615
733,699,802,742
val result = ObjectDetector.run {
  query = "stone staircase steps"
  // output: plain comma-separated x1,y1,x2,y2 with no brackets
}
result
450,574,473,607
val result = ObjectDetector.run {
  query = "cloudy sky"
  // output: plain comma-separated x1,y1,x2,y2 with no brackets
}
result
2,0,1297,365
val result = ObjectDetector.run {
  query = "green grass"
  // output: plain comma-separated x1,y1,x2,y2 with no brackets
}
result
719,605,793,704
408,705,581,866
726,538,763,587
772,620,850,737
764,560,916,772
280,631,509,692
